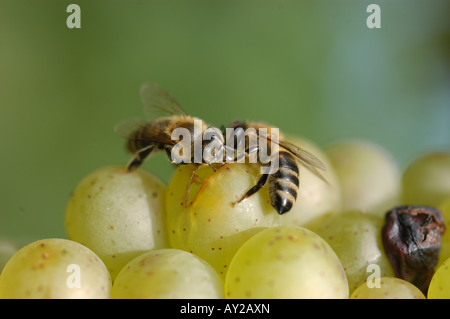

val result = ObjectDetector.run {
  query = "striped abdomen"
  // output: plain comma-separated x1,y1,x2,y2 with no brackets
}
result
268,151,299,214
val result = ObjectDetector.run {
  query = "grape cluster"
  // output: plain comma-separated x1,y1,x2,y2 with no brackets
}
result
0,137,449,299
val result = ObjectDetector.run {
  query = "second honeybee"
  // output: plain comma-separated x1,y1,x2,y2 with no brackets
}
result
225,120,327,214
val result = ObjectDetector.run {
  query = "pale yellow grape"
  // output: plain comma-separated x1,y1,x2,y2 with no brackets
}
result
65,165,168,280
428,257,450,299
306,210,394,294
402,151,450,207
280,135,342,227
0,238,111,298
350,277,425,299
438,196,450,266
166,163,281,279
111,248,223,299
324,139,401,217
224,226,349,299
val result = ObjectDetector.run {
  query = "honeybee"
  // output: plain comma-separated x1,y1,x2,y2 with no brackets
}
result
115,82,225,173
225,120,327,214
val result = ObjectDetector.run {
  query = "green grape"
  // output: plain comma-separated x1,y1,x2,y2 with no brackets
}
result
428,257,450,299
0,238,111,299
438,196,450,266
65,165,168,280
324,139,401,217
166,163,281,279
111,248,223,299
350,277,425,299
280,135,342,227
224,226,349,299
402,151,450,207
306,210,394,294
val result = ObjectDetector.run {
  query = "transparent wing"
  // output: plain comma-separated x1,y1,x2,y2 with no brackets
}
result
139,82,188,119
259,130,328,183
276,139,327,171
278,139,329,184
113,117,148,139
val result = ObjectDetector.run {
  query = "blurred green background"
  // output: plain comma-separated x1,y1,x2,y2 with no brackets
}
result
0,0,449,244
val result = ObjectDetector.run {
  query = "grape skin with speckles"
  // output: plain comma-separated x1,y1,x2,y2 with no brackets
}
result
65,165,168,280
351,277,425,299
165,163,281,280
111,248,223,299
224,226,349,299
306,210,394,294
0,238,111,299
428,257,450,298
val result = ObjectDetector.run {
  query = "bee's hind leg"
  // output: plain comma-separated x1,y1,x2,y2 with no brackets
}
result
126,145,155,172
232,173,269,206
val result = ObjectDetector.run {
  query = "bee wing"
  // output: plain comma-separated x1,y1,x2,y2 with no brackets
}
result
139,82,188,119
276,139,327,171
259,131,328,184
282,140,329,183
113,117,148,139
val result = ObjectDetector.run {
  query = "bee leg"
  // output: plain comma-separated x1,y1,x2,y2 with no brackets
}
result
233,173,269,206
183,165,200,206
126,145,155,172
